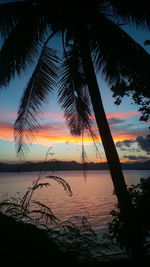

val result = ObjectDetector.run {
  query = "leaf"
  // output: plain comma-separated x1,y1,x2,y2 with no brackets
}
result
45,175,73,196
14,46,59,157
32,201,59,222
58,43,93,136
110,0,150,30
0,3,48,87
91,13,150,86
0,0,33,38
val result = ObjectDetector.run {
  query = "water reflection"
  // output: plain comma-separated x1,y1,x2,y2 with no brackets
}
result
0,170,149,237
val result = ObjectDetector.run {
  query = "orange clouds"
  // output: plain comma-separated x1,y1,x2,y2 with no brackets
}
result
34,123,99,145
106,110,138,119
0,122,14,142
1,110,138,123
0,120,136,147
35,122,78,145
0,121,84,146
0,109,139,146
113,134,134,142
38,110,138,121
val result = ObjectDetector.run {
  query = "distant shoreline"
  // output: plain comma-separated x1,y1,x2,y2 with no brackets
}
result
0,160,150,172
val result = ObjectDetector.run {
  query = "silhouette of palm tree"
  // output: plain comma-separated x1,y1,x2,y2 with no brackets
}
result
0,0,150,257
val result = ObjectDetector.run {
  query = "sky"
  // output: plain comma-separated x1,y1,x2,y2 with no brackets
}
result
0,24,150,164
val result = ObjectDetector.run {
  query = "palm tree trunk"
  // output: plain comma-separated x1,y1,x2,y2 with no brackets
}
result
77,29,144,258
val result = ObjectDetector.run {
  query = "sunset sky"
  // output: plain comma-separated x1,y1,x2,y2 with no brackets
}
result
0,25,150,164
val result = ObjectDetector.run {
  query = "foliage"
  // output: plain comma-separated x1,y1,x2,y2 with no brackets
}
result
108,177,150,251
112,79,150,122
58,43,93,136
46,217,101,262
0,1,150,155
14,45,59,157
1,1,150,258
0,174,72,223
0,172,105,263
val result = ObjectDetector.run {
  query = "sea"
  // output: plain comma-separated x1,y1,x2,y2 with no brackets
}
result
0,170,149,241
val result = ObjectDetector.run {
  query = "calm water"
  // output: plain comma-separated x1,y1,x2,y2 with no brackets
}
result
0,170,149,238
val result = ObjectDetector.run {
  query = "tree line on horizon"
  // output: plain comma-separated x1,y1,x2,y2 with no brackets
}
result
0,159,150,172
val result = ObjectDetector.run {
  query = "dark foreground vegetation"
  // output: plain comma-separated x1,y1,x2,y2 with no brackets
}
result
0,212,150,267
0,176,150,266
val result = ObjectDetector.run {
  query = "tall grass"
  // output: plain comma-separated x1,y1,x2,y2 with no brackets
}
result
0,148,114,263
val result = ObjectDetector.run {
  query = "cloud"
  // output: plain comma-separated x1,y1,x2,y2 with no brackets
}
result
0,119,135,146
83,110,138,122
108,117,125,126
35,122,100,145
1,109,138,121
123,155,150,161
0,110,17,120
106,110,138,119
116,135,150,155
136,136,150,155
39,112,64,121
1,113,147,152
0,122,12,129
0,121,69,144
35,122,70,143
39,122,66,132
110,121,148,139
116,139,135,149
0,122,14,141
0,121,94,146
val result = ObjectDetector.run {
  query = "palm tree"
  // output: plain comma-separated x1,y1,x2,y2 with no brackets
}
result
0,0,150,256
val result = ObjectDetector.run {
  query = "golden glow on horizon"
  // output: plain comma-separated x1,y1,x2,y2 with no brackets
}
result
0,109,138,145
0,109,143,163
35,134,134,145
0,121,136,145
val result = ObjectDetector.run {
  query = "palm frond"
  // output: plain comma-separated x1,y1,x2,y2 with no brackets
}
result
58,43,93,136
0,0,33,38
45,176,73,197
21,182,51,211
21,174,72,213
90,14,150,87
14,46,59,157
110,0,150,29
90,14,150,121
0,3,48,87
30,201,59,224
